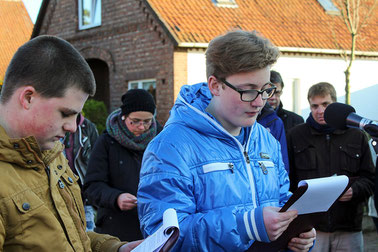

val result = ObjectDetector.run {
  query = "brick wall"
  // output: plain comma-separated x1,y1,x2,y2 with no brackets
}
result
36,0,175,125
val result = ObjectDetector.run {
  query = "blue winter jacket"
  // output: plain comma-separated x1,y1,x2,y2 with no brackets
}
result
257,104,290,173
137,83,292,251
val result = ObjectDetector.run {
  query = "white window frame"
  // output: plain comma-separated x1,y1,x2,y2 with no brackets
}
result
128,79,156,90
128,79,157,101
78,0,102,30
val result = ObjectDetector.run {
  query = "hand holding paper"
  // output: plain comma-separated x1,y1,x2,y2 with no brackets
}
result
248,175,351,252
131,208,179,252
263,206,297,241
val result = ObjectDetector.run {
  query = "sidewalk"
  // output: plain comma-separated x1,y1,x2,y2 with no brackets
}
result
363,215,378,251
364,230,378,252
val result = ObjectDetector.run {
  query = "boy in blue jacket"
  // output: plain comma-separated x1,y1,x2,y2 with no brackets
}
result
137,30,316,251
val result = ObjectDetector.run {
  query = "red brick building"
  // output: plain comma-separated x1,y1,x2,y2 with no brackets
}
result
32,0,378,124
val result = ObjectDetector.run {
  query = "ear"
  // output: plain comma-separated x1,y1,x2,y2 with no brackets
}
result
208,76,223,96
18,86,37,110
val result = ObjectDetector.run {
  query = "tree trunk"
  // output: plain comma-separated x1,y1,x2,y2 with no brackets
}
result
345,33,357,105
344,68,351,104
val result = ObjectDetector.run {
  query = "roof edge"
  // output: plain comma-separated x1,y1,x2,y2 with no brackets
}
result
31,0,49,38
178,42,378,56
279,47,378,56
143,0,179,47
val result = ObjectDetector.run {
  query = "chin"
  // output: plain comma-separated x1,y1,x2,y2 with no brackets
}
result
241,118,256,127
40,142,56,151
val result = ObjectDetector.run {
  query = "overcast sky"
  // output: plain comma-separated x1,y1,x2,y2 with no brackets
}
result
22,0,43,24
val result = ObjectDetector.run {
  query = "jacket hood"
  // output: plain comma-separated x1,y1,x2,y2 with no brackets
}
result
257,103,275,121
166,82,253,141
77,113,85,127
0,125,63,168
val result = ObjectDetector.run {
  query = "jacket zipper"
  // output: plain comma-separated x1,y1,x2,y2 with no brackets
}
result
244,150,259,205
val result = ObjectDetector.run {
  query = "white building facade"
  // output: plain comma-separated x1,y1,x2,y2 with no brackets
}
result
186,49,378,121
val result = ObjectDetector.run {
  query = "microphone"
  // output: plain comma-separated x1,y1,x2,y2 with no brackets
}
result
324,102,378,130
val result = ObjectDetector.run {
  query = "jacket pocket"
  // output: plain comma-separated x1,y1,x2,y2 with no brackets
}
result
339,144,361,174
10,190,45,229
257,160,275,175
12,190,44,214
292,144,318,179
202,162,235,173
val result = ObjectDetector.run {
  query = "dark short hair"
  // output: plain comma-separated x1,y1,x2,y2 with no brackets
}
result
205,30,280,80
270,70,284,89
307,82,337,102
1,35,95,104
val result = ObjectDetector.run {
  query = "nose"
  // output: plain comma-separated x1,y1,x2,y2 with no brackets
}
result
250,93,264,107
137,123,146,130
63,118,78,133
317,106,326,114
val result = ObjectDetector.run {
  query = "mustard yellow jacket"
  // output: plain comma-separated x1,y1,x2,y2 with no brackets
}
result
0,126,126,251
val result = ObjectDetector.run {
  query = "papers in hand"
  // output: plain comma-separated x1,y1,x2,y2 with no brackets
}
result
131,208,180,252
248,175,351,252
284,175,349,215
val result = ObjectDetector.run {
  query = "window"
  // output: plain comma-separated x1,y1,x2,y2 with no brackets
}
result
316,0,340,15
78,0,101,30
212,0,238,8
128,79,157,102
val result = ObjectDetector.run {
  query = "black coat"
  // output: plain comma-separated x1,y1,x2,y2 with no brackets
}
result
276,102,304,134
287,123,375,232
83,132,144,241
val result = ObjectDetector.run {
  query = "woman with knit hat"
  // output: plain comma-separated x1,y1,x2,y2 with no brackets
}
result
83,89,160,241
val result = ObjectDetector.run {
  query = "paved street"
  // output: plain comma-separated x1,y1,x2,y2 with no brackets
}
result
363,215,378,252
364,230,378,252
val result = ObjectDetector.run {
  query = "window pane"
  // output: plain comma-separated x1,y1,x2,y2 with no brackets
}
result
79,0,101,29
94,0,101,24
143,81,156,101
129,83,139,89
82,0,91,25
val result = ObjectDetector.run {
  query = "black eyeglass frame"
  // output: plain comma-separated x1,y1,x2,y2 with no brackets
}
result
220,78,277,102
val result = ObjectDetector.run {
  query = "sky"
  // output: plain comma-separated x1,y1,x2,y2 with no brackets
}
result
22,0,43,24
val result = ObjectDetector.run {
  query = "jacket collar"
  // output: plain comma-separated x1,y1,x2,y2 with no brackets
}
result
0,125,64,168
307,124,346,136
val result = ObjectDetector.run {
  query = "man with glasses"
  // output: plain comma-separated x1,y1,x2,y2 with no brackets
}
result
137,30,316,251
268,70,304,134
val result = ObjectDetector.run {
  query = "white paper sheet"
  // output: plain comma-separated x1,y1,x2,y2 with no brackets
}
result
287,175,349,215
131,208,179,252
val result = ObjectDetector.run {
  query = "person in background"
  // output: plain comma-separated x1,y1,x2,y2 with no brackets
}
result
84,89,160,241
367,138,378,232
137,30,315,252
63,112,98,231
0,35,142,251
257,102,289,173
287,82,375,252
268,70,304,134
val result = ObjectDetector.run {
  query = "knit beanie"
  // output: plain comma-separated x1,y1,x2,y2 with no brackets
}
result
120,89,156,116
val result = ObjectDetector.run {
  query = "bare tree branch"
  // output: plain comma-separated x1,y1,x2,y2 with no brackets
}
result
331,0,377,104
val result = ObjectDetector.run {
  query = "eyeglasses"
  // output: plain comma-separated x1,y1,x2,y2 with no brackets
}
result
127,117,153,127
220,79,276,102
273,90,282,97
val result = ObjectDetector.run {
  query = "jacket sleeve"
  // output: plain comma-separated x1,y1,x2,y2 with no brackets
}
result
137,139,268,252
85,119,99,147
350,133,375,202
274,119,290,174
87,231,127,251
0,214,4,249
83,134,124,210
